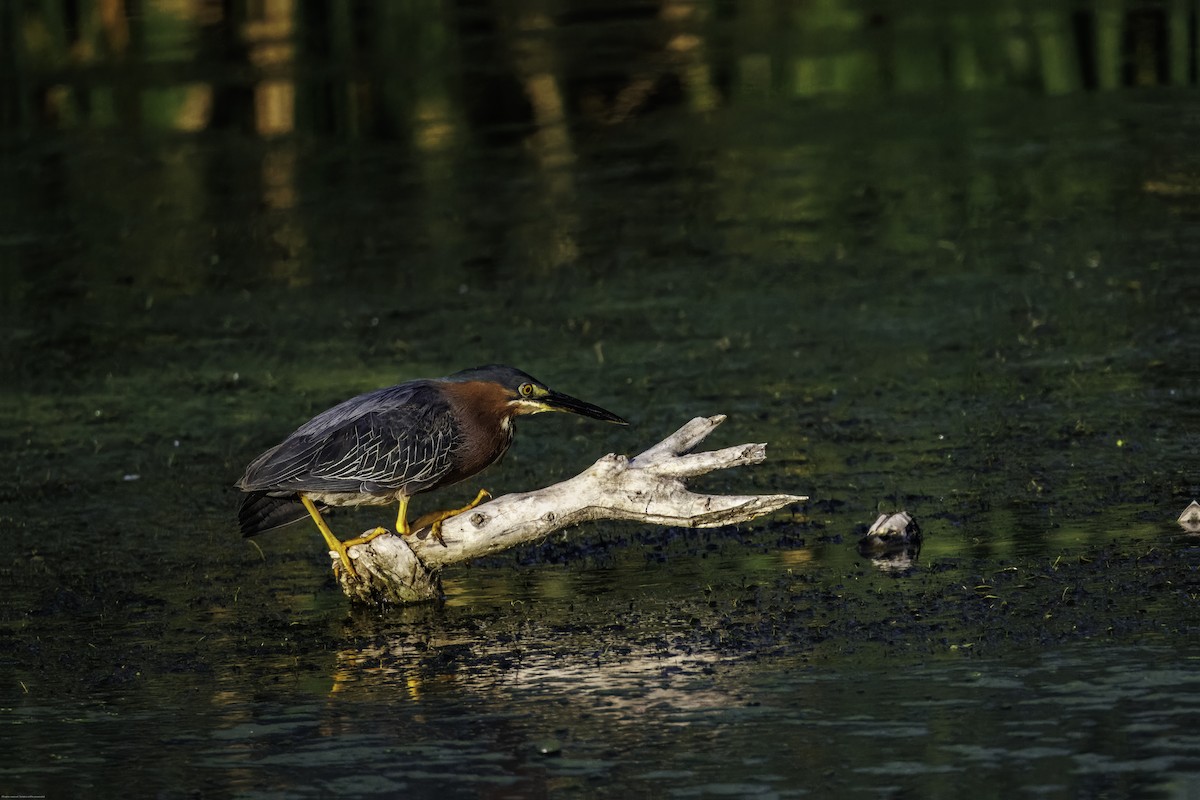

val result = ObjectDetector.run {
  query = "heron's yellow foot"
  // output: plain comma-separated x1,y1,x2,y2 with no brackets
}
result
412,489,492,546
342,526,391,550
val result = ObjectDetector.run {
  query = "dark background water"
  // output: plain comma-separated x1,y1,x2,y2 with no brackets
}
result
4,1,1198,797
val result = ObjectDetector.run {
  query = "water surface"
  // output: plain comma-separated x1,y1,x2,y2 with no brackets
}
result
5,1,1198,797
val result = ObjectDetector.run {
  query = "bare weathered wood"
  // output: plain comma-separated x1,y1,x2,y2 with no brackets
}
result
335,415,806,605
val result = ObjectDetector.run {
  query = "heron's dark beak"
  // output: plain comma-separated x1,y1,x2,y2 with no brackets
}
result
542,390,628,425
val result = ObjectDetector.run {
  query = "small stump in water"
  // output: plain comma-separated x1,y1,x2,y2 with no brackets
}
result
858,511,922,570
1178,500,1200,534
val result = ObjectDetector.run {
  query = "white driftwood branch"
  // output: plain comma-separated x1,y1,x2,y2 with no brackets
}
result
336,415,806,605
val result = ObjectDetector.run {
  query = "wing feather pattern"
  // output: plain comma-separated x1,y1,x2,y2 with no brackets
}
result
237,381,461,497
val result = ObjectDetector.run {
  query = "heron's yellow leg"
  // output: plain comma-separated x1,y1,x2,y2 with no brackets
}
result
412,489,491,545
300,495,355,575
342,495,408,549
395,494,411,536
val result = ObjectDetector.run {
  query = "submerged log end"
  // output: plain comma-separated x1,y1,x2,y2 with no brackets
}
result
336,535,443,605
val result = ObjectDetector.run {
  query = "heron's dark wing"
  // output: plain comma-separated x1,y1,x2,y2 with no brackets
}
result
309,404,458,493
237,381,460,495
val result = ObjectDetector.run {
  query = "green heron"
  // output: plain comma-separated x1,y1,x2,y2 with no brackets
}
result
237,365,627,576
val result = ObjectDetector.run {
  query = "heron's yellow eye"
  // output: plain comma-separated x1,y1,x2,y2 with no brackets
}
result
519,383,535,397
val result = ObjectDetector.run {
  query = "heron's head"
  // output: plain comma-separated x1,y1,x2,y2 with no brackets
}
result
447,365,628,424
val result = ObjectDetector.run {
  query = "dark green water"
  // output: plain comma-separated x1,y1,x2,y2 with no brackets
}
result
4,1,1199,797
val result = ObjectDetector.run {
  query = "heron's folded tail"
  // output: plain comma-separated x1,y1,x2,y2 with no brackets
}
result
239,491,312,537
